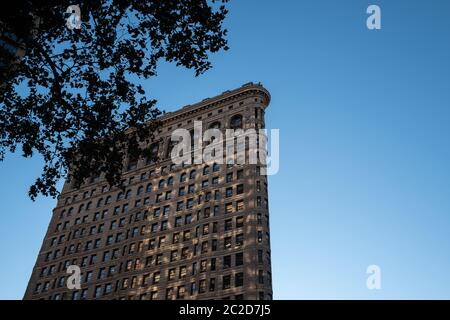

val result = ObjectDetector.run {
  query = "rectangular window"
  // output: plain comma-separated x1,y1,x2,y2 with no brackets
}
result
225,219,232,231
222,275,231,290
235,272,244,287
223,255,231,269
235,252,244,266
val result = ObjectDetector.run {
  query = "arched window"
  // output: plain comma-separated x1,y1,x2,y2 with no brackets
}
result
213,163,220,172
203,165,210,175
190,170,196,180
125,190,132,199
180,173,187,182
78,204,84,213
68,207,74,216
146,183,152,193
159,179,165,189
209,121,221,129
230,114,243,129
137,186,144,195
105,195,111,204
117,192,124,201
167,176,174,186
59,210,66,219
86,201,92,210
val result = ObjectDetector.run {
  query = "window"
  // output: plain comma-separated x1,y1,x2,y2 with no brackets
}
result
258,270,264,284
236,184,244,194
204,207,210,218
235,252,244,267
230,114,243,129
258,250,263,264
237,169,244,179
202,224,209,235
203,166,210,175
94,286,101,298
190,282,197,295
236,216,244,228
150,291,158,300
236,233,244,247
200,259,207,272
172,216,183,229
199,279,206,294
163,205,170,216
103,283,112,295
155,254,163,265
180,173,187,182
235,272,244,287
153,272,160,284
202,180,209,188
177,286,185,299
223,255,231,269
222,275,231,289
179,266,187,279
236,200,244,211
225,219,232,231
224,237,232,249
181,246,189,258
213,163,220,172
226,172,233,183
168,268,176,281
189,170,196,179
209,278,216,292
225,202,233,214
201,241,209,254
257,213,262,224
171,250,178,262
147,143,159,164
209,121,221,129
167,176,174,186
225,187,233,198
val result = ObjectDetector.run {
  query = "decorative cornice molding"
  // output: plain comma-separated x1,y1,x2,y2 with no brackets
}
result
160,82,270,125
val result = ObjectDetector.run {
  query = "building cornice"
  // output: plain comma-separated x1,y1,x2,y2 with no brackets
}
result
159,82,270,125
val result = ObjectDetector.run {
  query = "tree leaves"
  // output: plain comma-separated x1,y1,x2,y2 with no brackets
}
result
0,0,229,200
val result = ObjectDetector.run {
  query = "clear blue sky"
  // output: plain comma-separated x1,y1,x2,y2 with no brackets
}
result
1,0,450,299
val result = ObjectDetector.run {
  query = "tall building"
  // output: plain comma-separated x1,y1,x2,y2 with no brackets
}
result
24,83,273,300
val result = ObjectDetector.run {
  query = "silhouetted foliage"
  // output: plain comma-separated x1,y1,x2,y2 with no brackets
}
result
0,0,229,199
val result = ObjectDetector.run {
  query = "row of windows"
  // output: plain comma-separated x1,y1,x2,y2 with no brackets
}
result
37,271,247,299
39,244,271,283
44,223,257,264
60,166,254,219
49,212,248,258
53,194,250,241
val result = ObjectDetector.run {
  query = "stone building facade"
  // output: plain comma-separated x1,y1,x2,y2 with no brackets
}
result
24,82,273,300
